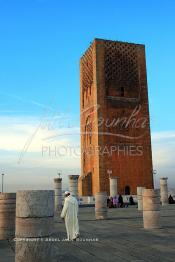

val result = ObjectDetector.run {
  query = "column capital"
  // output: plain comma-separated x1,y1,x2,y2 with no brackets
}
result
160,177,168,181
109,176,118,180
54,178,62,183
68,175,79,180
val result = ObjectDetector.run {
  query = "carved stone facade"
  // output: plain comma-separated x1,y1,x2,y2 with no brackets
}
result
78,39,154,196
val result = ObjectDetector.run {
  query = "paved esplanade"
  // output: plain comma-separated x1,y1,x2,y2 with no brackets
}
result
0,206,175,262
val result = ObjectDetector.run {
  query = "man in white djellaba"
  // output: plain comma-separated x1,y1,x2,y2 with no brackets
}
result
61,191,80,240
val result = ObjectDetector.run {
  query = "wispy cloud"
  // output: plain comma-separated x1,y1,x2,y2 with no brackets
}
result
0,91,54,110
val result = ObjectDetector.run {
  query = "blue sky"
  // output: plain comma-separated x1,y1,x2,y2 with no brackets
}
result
0,0,175,191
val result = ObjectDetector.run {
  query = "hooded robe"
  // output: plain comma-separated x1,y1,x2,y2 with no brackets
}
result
61,195,79,240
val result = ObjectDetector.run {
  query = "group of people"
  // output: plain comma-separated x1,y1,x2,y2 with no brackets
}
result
107,195,135,208
60,192,175,241
169,194,175,204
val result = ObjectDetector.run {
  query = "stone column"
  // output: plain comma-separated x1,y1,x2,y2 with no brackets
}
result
0,193,16,240
142,189,161,229
160,177,168,206
95,192,108,220
54,178,62,213
137,187,146,211
15,190,54,262
109,177,118,197
68,175,79,198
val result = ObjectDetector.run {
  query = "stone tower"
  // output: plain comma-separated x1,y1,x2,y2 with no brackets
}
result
78,38,154,196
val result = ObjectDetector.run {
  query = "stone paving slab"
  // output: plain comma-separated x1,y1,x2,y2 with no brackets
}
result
0,205,175,262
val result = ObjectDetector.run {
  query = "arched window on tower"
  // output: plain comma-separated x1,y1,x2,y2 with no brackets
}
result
121,87,124,97
125,185,130,195
85,116,92,146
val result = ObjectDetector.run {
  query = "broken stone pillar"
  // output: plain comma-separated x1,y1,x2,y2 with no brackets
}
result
16,190,54,237
95,192,108,220
0,193,16,240
54,178,62,214
160,177,168,206
142,189,161,229
137,187,146,211
109,177,118,197
68,175,79,198
15,190,54,262
15,241,54,262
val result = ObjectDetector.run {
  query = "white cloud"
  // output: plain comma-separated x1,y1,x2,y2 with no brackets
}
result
151,130,175,188
0,115,80,192
152,131,175,141
0,115,174,192
0,115,79,153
